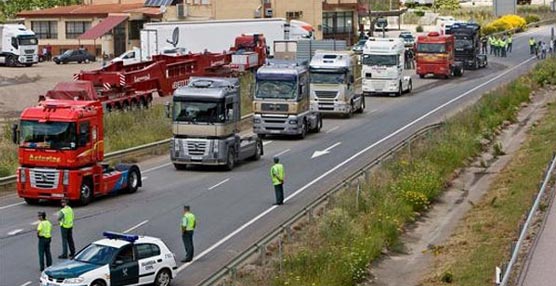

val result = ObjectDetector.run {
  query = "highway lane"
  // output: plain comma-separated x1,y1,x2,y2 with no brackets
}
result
1,25,553,286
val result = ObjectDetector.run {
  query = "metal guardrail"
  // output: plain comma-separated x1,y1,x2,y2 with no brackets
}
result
0,113,254,189
198,122,444,286
498,153,556,286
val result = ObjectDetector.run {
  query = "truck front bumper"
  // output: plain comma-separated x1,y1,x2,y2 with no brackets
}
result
171,138,226,165
253,114,302,136
362,79,399,93
310,101,351,114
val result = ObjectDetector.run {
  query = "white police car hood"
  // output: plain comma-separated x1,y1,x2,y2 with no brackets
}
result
44,259,101,279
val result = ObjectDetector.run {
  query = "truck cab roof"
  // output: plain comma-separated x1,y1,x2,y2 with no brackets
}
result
257,60,307,77
309,50,352,70
21,99,101,122
363,37,405,55
174,77,238,101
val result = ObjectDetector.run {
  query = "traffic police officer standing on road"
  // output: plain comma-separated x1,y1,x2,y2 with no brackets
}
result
58,199,75,259
270,156,285,205
37,211,52,271
181,205,196,263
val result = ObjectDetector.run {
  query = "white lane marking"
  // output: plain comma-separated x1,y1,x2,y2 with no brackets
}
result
143,162,172,174
176,55,537,274
311,142,342,159
19,281,32,286
368,109,378,113
325,126,339,134
208,178,230,190
274,149,290,157
8,229,23,236
262,140,273,146
123,220,149,233
0,201,25,210
142,176,148,181
31,221,39,226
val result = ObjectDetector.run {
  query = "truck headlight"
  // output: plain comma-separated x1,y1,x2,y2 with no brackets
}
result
253,118,261,124
390,82,398,87
63,277,85,284
19,168,26,183
288,119,297,125
63,170,69,186
212,140,219,153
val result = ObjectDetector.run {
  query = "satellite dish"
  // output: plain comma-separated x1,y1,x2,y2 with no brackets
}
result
166,27,179,47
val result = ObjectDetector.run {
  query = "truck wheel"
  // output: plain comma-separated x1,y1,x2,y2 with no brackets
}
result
24,198,40,205
25,63,33,67
79,180,93,205
397,82,403,97
225,149,235,171
419,74,425,79
312,115,323,133
356,96,365,113
154,269,172,286
125,167,141,193
6,56,16,67
298,120,307,139
407,80,413,94
250,141,262,161
174,163,187,170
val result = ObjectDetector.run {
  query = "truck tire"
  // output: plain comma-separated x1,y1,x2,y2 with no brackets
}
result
419,74,425,79
25,63,33,67
24,198,40,205
79,179,93,205
225,148,236,171
356,96,365,113
298,120,307,139
249,140,263,161
6,56,16,67
174,163,187,170
396,82,403,97
125,167,141,193
312,115,323,133
406,80,413,94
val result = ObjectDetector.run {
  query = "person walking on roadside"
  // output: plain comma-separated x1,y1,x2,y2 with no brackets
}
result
507,34,513,53
541,41,548,59
181,205,196,263
58,199,75,259
481,36,488,54
270,156,285,205
37,211,52,271
549,39,554,54
529,37,536,55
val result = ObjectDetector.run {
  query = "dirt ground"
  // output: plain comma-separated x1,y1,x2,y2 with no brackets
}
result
365,87,556,286
0,61,103,118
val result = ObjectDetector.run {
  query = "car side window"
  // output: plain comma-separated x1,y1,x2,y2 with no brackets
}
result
115,245,134,263
135,243,161,260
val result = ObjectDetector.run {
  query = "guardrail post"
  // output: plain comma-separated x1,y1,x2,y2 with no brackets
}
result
356,184,361,211
278,237,283,273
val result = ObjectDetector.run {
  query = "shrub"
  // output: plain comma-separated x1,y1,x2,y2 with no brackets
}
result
532,57,556,86
434,0,460,10
481,14,527,35
416,25,424,32
415,10,425,17
524,14,541,24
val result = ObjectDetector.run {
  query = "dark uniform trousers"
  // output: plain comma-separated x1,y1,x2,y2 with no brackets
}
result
182,230,194,262
61,227,76,257
274,184,284,205
38,237,52,271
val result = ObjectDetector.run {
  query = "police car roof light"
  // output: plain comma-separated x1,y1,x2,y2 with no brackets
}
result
103,231,139,242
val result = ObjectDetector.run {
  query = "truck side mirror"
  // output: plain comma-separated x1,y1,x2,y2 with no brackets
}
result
164,102,171,118
11,124,19,145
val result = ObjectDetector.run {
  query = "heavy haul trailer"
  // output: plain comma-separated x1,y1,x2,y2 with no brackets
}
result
12,95,142,205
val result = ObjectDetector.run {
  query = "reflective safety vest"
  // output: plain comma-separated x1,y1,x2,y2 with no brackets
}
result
270,163,285,186
488,36,494,44
60,206,74,229
529,39,536,46
182,212,196,231
508,36,513,44
38,220,52,238
503,39,508,48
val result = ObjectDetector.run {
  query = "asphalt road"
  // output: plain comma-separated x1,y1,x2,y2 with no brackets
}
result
0,26,553,286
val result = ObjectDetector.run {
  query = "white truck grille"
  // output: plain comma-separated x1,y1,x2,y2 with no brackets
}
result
30,169,59,189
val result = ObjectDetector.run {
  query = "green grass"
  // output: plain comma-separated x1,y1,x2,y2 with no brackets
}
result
0,122,18,177
236,58,556,286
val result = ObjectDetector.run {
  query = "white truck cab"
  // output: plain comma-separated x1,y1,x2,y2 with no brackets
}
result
0,24,38,67
309,50,364,116
361,37,412,97
111,47,141,65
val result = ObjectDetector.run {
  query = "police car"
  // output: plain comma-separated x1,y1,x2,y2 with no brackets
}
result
40,232,177,286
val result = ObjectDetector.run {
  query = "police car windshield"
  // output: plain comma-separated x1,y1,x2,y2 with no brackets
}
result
20,120,77,150
74,244,119,265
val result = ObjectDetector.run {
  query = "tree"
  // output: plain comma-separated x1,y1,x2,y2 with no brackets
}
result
0,0,81,23
434,0,460,11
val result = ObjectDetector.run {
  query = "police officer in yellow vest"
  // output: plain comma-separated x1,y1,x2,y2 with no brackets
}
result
37,211,52,271
270,156,285,205
58,199,75,259
501,37,507,57
529,37,536,54
181,205,196,263
507,34,513,53
488,36,495,55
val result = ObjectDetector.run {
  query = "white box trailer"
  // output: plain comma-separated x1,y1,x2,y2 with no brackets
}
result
140,18,313,60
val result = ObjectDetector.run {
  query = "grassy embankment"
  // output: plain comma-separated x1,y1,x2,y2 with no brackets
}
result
421,59,556,285
236,58,556,286
0,72,255,177
403,5,555,26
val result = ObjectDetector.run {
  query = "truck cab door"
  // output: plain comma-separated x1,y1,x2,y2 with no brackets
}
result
110,245,139,286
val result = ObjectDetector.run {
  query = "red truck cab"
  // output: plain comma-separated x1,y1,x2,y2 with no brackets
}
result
415,32,463,79
13,83,141,205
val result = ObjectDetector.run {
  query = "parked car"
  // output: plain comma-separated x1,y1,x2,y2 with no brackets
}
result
352,39,367,54
53,49,96,64
399,32,416,48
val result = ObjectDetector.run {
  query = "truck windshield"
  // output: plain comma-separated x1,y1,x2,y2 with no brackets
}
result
361,54,398,66
310,72,346,84
20,121,77,150
455,39,473,50
18,35,38,46
255,80,297,99
73,244,119,265
416,43,446,53
173,101,225,123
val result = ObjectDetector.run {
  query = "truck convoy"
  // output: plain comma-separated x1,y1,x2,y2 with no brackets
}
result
253,60,322,138
415,32,464,79
170,77,263,170
0,23,38,67
362,37,413,96
446,22,487,70
12,87,142,205
309,50,365,116
141,18,313,59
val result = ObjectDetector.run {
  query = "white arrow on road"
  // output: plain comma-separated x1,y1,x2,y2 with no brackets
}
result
311,142,342,159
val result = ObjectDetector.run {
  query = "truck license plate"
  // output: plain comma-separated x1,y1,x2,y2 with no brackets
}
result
270,130,280,134
190,156,202,160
